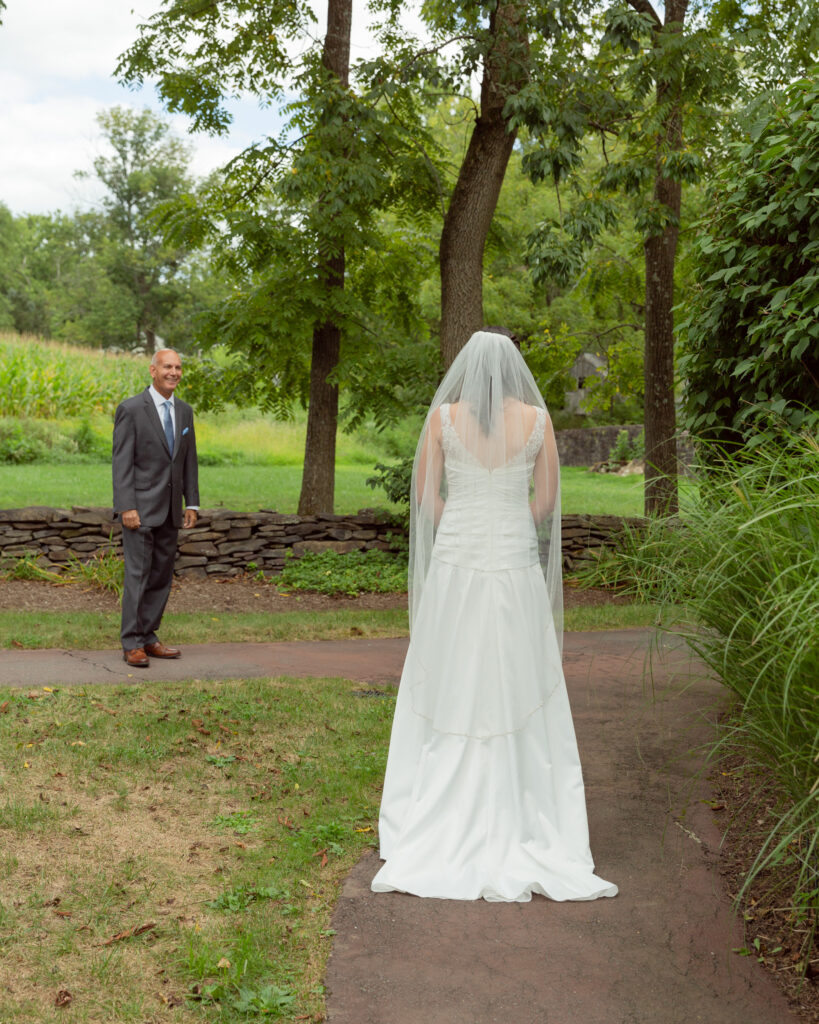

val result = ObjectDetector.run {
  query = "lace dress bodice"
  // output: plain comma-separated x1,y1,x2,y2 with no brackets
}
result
434,403,546,572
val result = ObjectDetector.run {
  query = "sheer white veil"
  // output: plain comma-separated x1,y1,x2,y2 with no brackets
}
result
408,329,563,652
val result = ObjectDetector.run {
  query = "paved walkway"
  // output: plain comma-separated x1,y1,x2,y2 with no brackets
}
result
0,631,798,1024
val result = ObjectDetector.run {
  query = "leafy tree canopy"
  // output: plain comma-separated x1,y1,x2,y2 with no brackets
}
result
678,74,819,447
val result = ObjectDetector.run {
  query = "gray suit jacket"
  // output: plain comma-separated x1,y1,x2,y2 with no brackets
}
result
112,388,199,528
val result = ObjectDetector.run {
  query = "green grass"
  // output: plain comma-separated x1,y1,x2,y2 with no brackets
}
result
0,675,393,1022
0,608,410,650
0,462,653,516
0,602,660,650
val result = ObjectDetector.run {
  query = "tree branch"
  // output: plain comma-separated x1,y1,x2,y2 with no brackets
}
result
626,0,663,31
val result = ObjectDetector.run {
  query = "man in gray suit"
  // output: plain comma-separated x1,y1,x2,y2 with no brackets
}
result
113,349,199,667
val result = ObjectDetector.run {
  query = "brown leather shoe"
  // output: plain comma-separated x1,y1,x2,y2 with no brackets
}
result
123,647,149,668
144,641,181,659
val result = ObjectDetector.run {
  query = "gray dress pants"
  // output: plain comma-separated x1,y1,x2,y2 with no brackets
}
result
120,511,178,650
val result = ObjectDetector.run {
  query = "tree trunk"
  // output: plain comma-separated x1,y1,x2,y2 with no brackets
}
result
297,0,352,515
439,2,528,369
299,257,343,514
638,0,687,516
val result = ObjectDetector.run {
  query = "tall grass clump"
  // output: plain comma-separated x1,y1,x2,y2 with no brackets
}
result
624,432,819,940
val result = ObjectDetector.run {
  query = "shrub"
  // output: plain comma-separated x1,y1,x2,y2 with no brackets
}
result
276,548,407,596
678,76,819,450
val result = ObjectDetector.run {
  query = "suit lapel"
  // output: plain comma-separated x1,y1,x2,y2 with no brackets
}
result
143,389,172,457
171,406,183,463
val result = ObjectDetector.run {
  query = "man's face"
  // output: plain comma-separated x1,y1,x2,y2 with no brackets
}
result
150,350,182,399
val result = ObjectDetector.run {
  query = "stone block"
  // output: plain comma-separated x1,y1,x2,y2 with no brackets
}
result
178,541,220,556
217,537,267,556
176,565,208,578
326,528,353,541
174,555,208,568
0,507,62,523
293,539,365,555
227,527,252,541
70,507,114,525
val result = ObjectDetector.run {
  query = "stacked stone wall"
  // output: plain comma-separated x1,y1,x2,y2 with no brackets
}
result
0,507,645,578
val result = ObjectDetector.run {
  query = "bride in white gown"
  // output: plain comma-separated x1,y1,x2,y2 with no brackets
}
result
371,329,617,902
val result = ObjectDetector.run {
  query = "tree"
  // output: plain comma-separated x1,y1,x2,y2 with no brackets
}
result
521,1,818,514
297,0,351,514
80,107,194,350
678,76,819,449
118,1,443,512
435,1,529,368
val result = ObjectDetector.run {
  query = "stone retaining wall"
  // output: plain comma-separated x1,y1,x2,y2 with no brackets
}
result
555,425,644,466
555,424,695,470
0,507,645,578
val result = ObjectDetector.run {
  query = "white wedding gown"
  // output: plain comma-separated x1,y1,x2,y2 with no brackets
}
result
371,404,618,902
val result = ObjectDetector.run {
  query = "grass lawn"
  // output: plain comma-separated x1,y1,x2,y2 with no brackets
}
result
0,675,392,1022
0,603,662,650
1,462,658,517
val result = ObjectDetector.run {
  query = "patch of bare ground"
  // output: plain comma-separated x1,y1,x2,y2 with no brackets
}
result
0,575,631,615
712,753,819,1022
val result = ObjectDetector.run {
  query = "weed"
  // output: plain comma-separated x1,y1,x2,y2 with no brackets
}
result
209,810,259,835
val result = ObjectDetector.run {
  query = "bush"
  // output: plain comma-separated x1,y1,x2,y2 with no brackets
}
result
0,423,48,463
276,549,407,596
0,417,110,464
678,76,819,449
366,458,413,527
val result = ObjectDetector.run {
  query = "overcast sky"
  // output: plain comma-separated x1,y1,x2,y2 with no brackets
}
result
0,1,412,217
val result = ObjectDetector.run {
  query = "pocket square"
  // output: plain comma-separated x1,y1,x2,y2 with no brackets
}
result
182,427,189,435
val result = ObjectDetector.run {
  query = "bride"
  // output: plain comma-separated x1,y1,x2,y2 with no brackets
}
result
371,329,617,902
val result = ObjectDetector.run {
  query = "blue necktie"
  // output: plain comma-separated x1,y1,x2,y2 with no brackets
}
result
162,400,174,456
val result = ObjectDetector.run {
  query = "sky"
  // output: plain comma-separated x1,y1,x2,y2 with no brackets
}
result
0,0,415,217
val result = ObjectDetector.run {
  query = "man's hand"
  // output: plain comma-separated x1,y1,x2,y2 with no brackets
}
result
122,509,141,530
183,508,198,529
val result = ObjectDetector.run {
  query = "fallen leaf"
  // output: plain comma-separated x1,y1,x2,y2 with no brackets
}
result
355,826,373,833
27,691,40,699
54,990,72,1008
314,848,329,868
53,909,72,918
216,957,231,970
0,701,8,713
43,686,54,693
11,640,24,649
101,921,157,945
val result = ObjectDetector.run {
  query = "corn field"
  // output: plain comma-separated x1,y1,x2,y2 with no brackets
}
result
0,334,147,419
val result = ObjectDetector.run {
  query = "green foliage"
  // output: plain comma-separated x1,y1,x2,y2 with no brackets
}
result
276,549,408,596
619,431,819,922
678,75,819,448
64,548,124,599
0,334,145,418
608,428,644,466
366,458,413,524
3,554,60,583
207,883,289,913
118,1,445,438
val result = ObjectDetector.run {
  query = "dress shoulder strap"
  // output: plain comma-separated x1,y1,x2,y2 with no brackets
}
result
524,407,547,463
